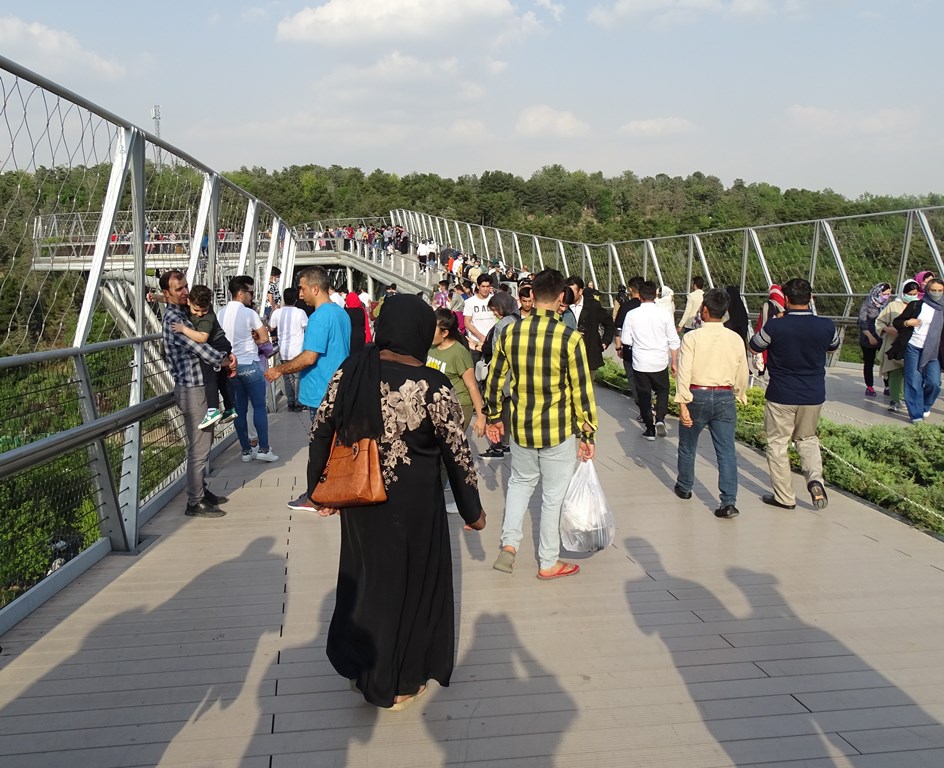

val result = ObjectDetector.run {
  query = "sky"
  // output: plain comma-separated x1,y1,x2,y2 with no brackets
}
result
1,0,942,200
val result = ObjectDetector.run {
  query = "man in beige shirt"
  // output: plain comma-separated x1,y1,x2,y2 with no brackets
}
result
673,288,749,519
677,276,706,334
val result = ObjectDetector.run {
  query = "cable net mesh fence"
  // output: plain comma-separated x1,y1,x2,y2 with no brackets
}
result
0,60,295,609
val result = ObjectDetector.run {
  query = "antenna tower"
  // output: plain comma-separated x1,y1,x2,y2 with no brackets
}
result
150,105,162,169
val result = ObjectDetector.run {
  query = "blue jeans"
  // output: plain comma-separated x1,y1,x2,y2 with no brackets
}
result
502,437,577,570
676,389,738,507
903,343,942,421
282,371,298,408
232,362,270,452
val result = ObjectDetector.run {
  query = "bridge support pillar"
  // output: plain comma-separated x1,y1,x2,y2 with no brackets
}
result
346,267,353,293
367,274,374,298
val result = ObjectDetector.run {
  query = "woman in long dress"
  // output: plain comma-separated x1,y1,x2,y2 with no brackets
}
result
308,294,486,710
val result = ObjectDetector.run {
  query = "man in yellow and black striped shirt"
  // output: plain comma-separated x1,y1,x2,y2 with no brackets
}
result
484,269,597,580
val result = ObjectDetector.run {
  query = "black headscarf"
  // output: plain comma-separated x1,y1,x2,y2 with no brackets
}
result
332,293,436,445
723,286,749,342
375,293,437,360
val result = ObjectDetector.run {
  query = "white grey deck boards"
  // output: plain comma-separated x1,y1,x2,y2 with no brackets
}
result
2,369,944,767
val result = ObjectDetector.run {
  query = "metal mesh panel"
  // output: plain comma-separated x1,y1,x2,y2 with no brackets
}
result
0,358,83,450
649,236,690,297
0,445,106,608
1,75,120,354
830,213,907,295
697,231,743,295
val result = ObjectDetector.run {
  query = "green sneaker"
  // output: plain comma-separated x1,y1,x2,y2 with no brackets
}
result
220,407,237,424
198,408,223,430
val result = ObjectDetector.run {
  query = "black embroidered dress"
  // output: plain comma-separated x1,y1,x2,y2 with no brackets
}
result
309,361,482,708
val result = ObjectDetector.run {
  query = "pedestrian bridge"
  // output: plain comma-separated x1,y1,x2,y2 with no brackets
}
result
3,52,944,768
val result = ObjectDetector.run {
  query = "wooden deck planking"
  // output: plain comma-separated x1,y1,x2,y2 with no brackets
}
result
2,370,944,767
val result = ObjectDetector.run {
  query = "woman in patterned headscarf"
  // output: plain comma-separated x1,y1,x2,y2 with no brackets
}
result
858,282,892,396
307,294,486,711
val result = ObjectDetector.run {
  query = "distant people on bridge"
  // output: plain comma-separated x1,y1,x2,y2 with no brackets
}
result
858,282,892,397
621,280,681,441
750,278,839,510
264,267,282,323
890,276,944,425
170,284,236,430
417,239,431,272
269,286,308,412
219,277,279,465
677,276,705,334
876,280,919,415
484,269,595,580
673,288,749,520
158,270,235,518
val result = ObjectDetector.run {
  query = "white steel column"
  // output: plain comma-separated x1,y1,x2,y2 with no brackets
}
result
73,128,137,346
237,198,258,278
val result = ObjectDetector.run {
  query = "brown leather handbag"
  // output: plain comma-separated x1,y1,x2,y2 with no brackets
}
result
311,435,387,508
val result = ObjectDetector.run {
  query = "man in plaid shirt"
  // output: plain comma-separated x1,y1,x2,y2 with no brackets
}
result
160,270,235,518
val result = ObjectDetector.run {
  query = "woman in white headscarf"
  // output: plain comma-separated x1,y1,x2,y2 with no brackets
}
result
655,285,675,318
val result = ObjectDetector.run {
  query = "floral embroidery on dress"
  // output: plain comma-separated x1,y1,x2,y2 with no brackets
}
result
429,385,478,487
379,378,429,484
310,368,342,439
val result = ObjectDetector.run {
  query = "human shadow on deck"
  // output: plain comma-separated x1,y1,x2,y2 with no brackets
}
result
0,536,283,768
241,589,380,766
425,612,576,766
624,536,944,767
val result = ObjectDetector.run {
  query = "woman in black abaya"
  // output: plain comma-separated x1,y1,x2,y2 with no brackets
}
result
308,294,486,710
723,285,750,347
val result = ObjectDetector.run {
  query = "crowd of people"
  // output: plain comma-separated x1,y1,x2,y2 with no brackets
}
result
159,256,942,712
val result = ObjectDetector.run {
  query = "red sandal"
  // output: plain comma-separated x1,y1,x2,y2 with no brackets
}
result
537,562,580,580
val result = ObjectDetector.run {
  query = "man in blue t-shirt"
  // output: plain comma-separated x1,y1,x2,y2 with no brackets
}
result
750,278,840,511
264,266,351,415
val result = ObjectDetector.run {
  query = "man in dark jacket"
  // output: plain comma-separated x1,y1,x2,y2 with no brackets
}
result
750,278,840,510
563,275,616,377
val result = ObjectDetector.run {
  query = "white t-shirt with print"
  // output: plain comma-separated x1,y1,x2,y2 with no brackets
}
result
464,295,496,343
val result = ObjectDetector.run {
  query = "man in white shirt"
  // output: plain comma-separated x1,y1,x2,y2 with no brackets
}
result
677,276,706,334
329,286,346,307
218,277,279,462
622,280,681,441
358,287,371,309
269,286,309,411
464,274,496,352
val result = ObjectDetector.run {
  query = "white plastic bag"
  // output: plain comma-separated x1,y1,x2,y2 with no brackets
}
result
560,459,615,552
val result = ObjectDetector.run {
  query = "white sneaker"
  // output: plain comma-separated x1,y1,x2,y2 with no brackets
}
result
255,448,279,462
923,411,931,419
241,450,255,462
655,421,668,437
